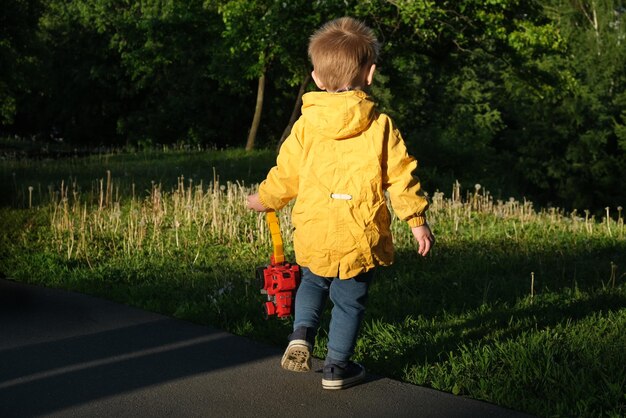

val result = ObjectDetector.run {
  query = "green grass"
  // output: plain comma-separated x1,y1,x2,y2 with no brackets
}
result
1,149,625,417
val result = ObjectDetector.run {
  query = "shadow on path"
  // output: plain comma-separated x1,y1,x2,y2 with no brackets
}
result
0,278,535,418
0,279,276,417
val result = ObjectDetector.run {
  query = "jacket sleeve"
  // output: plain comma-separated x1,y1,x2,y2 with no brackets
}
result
382,118,429,227
257,120,303,210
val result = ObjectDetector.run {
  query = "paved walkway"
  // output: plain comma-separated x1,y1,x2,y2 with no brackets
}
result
0,278,535,417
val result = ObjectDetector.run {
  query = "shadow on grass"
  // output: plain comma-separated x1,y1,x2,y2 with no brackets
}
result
373,239,626,316
361,240,626,373
0,148,277,208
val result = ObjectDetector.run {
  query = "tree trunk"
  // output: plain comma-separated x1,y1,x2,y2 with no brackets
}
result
277,72,311,150
576,0,601,54
245,71,266,151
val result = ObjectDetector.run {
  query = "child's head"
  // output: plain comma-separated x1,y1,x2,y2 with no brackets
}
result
308,17,379,92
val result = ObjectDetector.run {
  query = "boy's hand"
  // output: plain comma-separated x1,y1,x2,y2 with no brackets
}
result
411,223,435,257
247,193,269,212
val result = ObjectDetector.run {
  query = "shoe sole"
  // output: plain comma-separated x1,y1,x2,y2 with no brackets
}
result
281,340,311,372
322,367,366,390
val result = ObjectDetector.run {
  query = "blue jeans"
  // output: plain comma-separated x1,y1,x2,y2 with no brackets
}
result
292,267,373,364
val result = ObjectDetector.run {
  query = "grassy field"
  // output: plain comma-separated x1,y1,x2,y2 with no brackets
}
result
1,148,625,417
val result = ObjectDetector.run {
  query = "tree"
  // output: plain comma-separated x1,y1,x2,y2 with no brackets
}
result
214,0,353,150
508,0,626,208
20,0,245,147
354,0,565,194
3,0,624,209
102,0,229,146
0,0,43,126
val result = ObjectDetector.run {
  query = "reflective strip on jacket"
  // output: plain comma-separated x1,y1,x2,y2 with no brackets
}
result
258,90,429,279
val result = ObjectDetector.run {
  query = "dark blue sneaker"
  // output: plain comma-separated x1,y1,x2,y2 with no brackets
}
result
322,361,365,390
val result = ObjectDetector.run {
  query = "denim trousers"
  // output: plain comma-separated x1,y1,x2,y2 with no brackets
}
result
293,266,373,364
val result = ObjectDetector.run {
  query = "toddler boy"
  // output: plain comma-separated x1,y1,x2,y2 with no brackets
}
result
247,16,434,389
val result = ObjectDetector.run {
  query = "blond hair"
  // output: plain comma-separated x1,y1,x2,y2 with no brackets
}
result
308,17,379,92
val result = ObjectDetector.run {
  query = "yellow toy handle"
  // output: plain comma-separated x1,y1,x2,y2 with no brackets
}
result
266,211,285,264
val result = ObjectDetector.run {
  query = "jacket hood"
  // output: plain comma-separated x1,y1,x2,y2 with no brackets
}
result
301,90,376,140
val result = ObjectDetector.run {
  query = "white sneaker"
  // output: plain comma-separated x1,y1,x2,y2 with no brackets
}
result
280,339,312,372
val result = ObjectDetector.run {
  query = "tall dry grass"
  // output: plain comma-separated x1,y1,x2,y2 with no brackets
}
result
46,173,624,263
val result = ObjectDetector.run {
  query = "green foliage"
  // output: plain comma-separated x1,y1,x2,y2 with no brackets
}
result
508,0,626,210
0,0,44,124
100,0,232,145
1,0,626,208
351,0,566,198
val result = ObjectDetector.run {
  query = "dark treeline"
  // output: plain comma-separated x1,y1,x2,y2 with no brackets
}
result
2,0,625,210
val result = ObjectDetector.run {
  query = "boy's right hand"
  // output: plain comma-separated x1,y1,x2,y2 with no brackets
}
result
247,193,269,212
411,223,435,257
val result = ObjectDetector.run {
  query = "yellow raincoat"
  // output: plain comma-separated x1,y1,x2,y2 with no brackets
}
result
258,90,429,279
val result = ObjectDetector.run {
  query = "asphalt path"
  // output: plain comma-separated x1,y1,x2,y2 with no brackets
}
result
0,278,535,417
